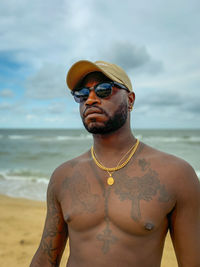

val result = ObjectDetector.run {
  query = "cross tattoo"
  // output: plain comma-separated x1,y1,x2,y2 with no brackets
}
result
97,227,118,254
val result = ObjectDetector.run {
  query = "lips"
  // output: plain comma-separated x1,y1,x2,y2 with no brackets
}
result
83,107,103,117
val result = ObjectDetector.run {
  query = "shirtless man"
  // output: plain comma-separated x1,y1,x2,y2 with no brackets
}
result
30,60,200,267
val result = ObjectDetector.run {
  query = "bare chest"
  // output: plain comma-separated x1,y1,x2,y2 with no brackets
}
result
59,159,175,236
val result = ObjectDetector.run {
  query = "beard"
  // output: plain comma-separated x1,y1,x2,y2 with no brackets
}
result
82,101,128,135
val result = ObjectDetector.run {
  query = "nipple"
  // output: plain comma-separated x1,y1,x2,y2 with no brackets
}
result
64,214,71,223
144,222,154,231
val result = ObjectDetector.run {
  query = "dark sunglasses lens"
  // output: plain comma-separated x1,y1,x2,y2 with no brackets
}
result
95,83,112,98
73,88,89,103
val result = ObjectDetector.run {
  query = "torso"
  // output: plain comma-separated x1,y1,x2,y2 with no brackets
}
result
56,142,177,267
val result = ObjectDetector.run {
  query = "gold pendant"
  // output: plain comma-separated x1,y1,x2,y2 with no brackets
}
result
107,176,114,186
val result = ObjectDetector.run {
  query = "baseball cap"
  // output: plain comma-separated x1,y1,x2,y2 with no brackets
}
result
66,60,133,92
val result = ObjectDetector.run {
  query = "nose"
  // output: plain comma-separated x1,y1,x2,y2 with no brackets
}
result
85,89,101,106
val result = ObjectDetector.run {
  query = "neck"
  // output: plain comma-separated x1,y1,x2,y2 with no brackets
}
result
92,123,136,161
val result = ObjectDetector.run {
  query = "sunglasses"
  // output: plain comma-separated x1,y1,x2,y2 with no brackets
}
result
71,81,129,103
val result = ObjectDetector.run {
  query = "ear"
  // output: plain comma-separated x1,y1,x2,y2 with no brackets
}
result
128,92,135,111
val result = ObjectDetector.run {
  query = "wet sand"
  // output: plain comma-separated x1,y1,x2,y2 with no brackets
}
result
0,194,177,267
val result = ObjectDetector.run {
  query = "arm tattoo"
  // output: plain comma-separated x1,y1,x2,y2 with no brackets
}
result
40,178,67,266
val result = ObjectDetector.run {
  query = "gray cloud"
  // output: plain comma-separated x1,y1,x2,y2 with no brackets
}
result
47,102,67,114
0,89,14,98
101,42,163,74
0,102,13,110
0,100,28,114
138,91,183,107
183,98,200,114
25,64,69,99
136,89,200,118
108,43,150,69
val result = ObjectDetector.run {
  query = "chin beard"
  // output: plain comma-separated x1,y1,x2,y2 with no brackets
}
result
82,102,128,135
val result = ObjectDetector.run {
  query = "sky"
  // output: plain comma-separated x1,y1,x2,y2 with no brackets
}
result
0,0,200,129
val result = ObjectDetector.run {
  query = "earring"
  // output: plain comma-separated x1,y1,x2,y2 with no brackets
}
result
129,106,133,111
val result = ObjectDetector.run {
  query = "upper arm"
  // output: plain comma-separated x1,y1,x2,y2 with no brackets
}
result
30,171,68,266
169,162,200,267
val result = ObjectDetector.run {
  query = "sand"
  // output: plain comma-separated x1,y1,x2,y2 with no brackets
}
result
0,194,177,267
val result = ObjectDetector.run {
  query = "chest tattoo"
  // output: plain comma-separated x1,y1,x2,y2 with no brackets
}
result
96,190,118,254
89,164,118,254
114,159,170,221
62,170,99,213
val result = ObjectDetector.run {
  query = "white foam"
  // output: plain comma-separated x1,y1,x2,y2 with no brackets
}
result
0,169,49,183
0,169,49,201
8,135,33,140
196,170,200,179
188,136,200,142
0,179,47,201
37,134,92,142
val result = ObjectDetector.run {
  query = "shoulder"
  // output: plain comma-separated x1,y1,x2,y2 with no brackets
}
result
140,141,196,173
47,150,91,193
140,142,200,199
53,150,91,176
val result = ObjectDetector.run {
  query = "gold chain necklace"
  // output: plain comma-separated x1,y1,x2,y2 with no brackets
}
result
91,139,140,185
93,142,137,186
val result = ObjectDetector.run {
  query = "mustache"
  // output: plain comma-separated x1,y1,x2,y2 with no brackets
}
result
83,106,108,117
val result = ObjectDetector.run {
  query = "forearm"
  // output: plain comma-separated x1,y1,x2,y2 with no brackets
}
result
30,249,52,267
30,246,62,267
30,173,68,267
170,165,200,267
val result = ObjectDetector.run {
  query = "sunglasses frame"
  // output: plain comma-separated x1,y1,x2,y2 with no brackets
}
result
71,81,129,103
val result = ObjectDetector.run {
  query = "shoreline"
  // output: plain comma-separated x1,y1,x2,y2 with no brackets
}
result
0,194,177,267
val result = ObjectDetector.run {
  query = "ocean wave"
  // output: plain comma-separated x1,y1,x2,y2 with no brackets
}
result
187,136,200,142
8,135,33,140
0,178,47,201
4,133,200,143
4,133,92,142
0,169,49,182
36,134,92,142
17,151,62,159
142,136,200,143
0,168,49,201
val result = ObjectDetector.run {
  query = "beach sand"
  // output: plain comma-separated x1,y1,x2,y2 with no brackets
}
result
0,194,177,267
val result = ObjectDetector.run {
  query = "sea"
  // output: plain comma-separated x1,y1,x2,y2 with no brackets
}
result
0,128,199,201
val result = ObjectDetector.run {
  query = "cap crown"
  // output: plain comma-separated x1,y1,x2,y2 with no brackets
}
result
66,60,133,92
95,61,132,91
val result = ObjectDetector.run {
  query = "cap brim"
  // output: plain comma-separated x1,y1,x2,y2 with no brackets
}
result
67,60,109,90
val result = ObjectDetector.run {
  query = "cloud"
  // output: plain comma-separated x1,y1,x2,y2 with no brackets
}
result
26,114,37,121
135,89,200,118
101,42,163,75
0,100,28,114
47,102,67,114
0,102,12,110
0,1,73,71
183,98,200,114
138,91,183,107
0,0,199,129
25,64,70,99
0,89,14,98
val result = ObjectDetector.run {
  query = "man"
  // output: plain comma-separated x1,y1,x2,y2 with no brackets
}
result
30,60,200,267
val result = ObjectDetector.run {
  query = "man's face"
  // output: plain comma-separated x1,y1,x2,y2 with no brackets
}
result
78,73,129,135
